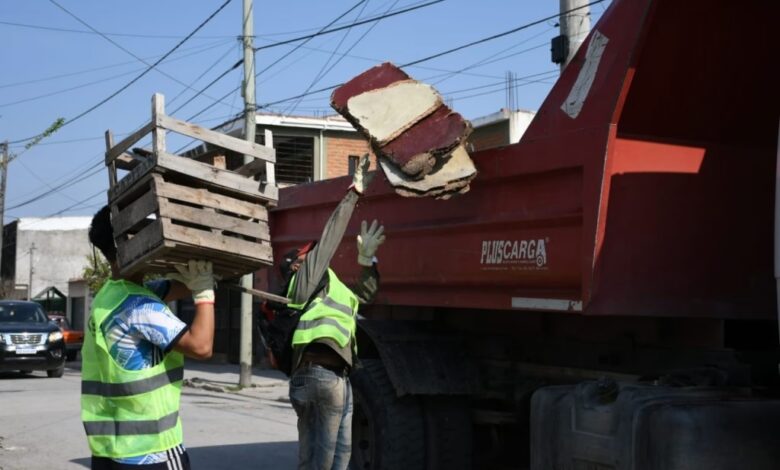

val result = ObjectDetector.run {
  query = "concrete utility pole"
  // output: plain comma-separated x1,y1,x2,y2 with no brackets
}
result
0,142,8,286
28,243,35,300
239,0,256,388
559,0,591,69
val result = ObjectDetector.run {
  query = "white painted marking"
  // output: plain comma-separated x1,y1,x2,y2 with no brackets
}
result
561,30,609,119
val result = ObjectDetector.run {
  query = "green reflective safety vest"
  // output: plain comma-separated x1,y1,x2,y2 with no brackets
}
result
289,268,359,351
81,279,184,458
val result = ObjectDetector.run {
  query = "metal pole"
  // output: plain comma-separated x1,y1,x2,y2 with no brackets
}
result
239,0,256,388
560,0,591,69
0,141,7,293
28,243,35,300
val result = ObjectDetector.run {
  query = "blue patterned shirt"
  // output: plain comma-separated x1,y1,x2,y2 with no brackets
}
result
101,279,188,465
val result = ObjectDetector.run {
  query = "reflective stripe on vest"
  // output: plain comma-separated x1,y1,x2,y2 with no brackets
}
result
81,279,184,458
82,367,184,397
288,268,358,349
83,411,179,436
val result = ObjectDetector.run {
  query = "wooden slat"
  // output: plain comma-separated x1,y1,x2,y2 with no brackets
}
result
115,153,143,171
105,121,155,164
153,175,268,220
158,114,276,163
158,198,269,241
105,130,117,190
161,218,272,261
117,219,163,269
264,128,276,185
152,93,166,156
113,189,159,237
156,151,278,202
108,158,156,203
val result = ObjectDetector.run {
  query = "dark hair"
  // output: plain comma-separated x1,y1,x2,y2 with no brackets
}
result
89,205,117,263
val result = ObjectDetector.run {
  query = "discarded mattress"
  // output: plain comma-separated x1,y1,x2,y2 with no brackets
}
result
331,62,476,198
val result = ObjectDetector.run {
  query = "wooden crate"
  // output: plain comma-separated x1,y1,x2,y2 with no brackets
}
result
105,93,277,279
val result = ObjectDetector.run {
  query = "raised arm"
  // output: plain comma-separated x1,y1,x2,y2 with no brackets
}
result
290,154,374,304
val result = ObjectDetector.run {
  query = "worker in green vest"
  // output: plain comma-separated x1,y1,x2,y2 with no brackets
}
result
281,153,385,469
82,206,216,470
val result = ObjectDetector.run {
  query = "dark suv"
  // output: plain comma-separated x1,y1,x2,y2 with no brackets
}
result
0,300,66,377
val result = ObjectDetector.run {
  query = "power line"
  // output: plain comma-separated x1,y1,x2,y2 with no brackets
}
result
8,0,232,146
256,1,603,111
285,0,398,115
172,0,443,121
0,41,236,109
6,163,104,211
252,0,444,53
402,0,605,67
0,19,234,40
48,0,229,107
0,38,232,90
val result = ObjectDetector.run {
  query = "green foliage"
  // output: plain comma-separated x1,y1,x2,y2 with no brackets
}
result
82,252,111,294
24,117,65,150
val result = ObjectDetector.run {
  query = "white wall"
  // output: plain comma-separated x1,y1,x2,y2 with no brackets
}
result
15,222,92,297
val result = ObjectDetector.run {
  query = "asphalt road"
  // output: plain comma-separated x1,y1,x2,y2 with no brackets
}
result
0,359,298,470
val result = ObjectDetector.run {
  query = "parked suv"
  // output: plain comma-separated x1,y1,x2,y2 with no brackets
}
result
0,300,66,377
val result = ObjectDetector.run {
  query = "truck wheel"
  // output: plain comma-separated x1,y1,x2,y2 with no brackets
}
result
350,359,425,470
47,365,64,378
423,397,473,470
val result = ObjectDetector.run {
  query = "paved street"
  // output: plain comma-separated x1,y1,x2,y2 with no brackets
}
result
0,359,298,470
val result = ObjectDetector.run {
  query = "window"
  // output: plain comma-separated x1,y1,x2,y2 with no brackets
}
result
348,155,360,175
271,135,315,184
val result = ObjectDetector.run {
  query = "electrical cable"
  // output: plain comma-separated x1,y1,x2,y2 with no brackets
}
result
285,0,397,115
8,0,232,146
0,38,232,90
170,0,443,121
48,0,230,107
0,40,236,109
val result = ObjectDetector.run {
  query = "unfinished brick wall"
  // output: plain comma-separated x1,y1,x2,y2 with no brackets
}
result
468,121,509,152
325,132,375,179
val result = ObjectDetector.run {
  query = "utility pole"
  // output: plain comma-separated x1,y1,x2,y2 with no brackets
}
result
553,0,592,69
28,243,35,300
239,0,256,388
0,141,8,291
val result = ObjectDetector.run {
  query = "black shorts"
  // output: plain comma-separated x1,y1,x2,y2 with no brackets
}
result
91,449,191,470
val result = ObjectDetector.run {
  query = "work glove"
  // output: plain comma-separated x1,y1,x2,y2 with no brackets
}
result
351,153,375,195
357,219,386,267
167,260,215,305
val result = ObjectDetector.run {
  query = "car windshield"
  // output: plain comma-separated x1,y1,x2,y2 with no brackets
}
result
0,304,49,323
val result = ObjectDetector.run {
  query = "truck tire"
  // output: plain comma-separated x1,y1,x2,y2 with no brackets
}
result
350,359,425,470
423,397,473,470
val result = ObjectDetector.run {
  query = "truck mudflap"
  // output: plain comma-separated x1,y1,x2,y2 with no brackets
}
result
357,320,480,396
530,379,780,470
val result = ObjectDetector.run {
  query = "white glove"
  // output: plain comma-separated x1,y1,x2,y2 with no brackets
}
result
167,260,215,304
357,220,385,267
351,153,375,195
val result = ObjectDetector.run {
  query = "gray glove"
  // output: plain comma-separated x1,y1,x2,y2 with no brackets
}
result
357,220,385,266
351,153,375,195
167,260,215,304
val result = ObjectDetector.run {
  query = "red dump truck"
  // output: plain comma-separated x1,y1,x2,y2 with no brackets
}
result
261,0,780,468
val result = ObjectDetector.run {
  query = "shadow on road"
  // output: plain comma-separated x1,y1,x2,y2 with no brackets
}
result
69,441,298,469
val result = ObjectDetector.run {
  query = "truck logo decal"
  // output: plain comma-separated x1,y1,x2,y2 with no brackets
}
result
480,239,548,268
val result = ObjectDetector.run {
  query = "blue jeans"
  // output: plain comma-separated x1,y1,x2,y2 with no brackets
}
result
289,364,353,470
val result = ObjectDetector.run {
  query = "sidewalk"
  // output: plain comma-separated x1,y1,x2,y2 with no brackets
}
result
182,355,290,398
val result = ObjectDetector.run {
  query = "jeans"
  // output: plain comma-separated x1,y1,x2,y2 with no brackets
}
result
289,363,353,470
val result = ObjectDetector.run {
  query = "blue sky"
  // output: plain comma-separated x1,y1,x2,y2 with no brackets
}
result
0,0,611,218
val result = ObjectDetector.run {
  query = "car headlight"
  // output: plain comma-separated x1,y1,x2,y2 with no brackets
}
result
48,331,63,342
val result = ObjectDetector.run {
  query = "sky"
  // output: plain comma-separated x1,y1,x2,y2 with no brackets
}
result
0,0,612,219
